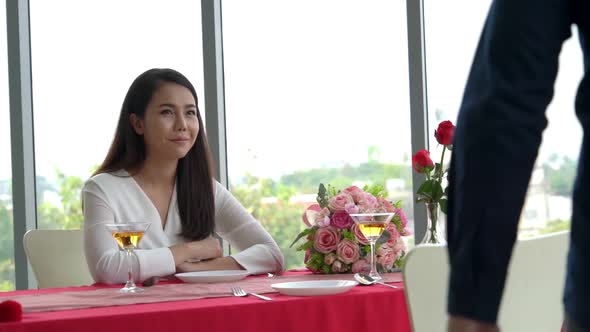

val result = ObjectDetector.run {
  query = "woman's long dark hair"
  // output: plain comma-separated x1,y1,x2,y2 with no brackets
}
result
94,68,215,241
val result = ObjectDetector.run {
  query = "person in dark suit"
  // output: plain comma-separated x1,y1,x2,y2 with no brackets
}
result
446,0,590,331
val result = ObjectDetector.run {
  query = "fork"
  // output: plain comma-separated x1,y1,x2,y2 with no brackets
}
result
231,286,272,301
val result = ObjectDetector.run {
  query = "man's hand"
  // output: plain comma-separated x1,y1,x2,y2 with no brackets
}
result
448,316,500,332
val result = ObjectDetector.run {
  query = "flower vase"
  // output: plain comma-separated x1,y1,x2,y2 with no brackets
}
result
420,202,446,244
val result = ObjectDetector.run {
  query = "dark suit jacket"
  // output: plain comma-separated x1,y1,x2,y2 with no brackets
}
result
447,0,590,326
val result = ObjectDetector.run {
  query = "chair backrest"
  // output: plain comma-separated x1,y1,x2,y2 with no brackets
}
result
403,231,569,332
23,229,94,288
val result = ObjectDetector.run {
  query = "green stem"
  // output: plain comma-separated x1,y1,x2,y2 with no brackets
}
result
438,145,447,185
428,202,439,243
426,145,447,203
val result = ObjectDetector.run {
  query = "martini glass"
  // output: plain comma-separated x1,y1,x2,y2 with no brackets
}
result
104,222,151,293
349,212,395,281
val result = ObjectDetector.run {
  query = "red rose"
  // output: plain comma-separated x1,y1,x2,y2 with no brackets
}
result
412,150,434,173
434,120,455,145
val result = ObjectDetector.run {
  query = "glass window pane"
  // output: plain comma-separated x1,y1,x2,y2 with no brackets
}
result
0,3,15,291
223,1,413,269
424,1,580,236
30,0,204,230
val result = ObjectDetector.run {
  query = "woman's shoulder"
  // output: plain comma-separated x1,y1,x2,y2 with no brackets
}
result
212,179,237,209
84,170,131,191
212,179,230,197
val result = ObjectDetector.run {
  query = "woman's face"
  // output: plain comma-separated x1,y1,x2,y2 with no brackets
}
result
131,82,199,161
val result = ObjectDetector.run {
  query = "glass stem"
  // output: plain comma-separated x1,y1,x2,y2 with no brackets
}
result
370,240,377,274
126,248,134,285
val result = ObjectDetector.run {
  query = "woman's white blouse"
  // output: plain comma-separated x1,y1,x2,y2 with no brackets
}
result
82,171,284,284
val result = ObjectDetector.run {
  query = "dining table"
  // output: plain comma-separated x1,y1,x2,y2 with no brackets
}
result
0,270,411,332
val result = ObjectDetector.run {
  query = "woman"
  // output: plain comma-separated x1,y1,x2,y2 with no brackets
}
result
82,68,284,284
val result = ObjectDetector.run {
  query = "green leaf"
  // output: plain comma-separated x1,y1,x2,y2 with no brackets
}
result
361,245,371,257
440,198,448,214
317,184,329,209
342,229,354,241
328,184,338,197
431,182,444,201
417,179,444,202
296,240,313,251
308,252,325,271
417,180,434,198
289,226,317,248
364,184,387,198
394,256,406,269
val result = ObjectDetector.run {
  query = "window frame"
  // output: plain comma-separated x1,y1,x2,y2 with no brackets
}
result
7,0,430,289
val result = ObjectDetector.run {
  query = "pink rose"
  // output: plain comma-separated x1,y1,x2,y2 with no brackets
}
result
378,198,395,213
315,207,331,227
324,253,337,265
393,241,407,260
330,210,354,229
386,223,400,246
328,193,354,211
336,239,360,264
377,244,395,271
358,192,379,212
351,223,369,245
302,204,321,227
394,207,408,228
331,260,347,273
401,227,412,236
351,259,370,274
344,203,360,214
343,186,364,203
313,227,339,253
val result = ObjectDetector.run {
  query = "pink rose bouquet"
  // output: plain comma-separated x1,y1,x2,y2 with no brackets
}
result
291,184,411,274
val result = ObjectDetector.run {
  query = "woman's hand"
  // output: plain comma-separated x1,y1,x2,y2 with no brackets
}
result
185,237,223,261
169,236,222,266
176,256,244,273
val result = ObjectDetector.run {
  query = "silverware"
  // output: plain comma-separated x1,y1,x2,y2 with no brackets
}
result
354,273,399,289
231,286,272,301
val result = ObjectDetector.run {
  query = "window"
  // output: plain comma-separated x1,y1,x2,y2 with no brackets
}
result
223,0,413,269
0,2,15,290
424,0,581,236
29,0,205,230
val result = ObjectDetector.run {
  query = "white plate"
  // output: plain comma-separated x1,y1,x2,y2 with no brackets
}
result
175,270,249,283
271,280,358,296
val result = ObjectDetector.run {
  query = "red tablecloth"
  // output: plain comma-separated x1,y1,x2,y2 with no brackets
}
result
0,272,411,332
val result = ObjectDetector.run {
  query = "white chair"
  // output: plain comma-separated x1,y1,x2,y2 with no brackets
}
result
23,229,94,288
403,231,569,332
